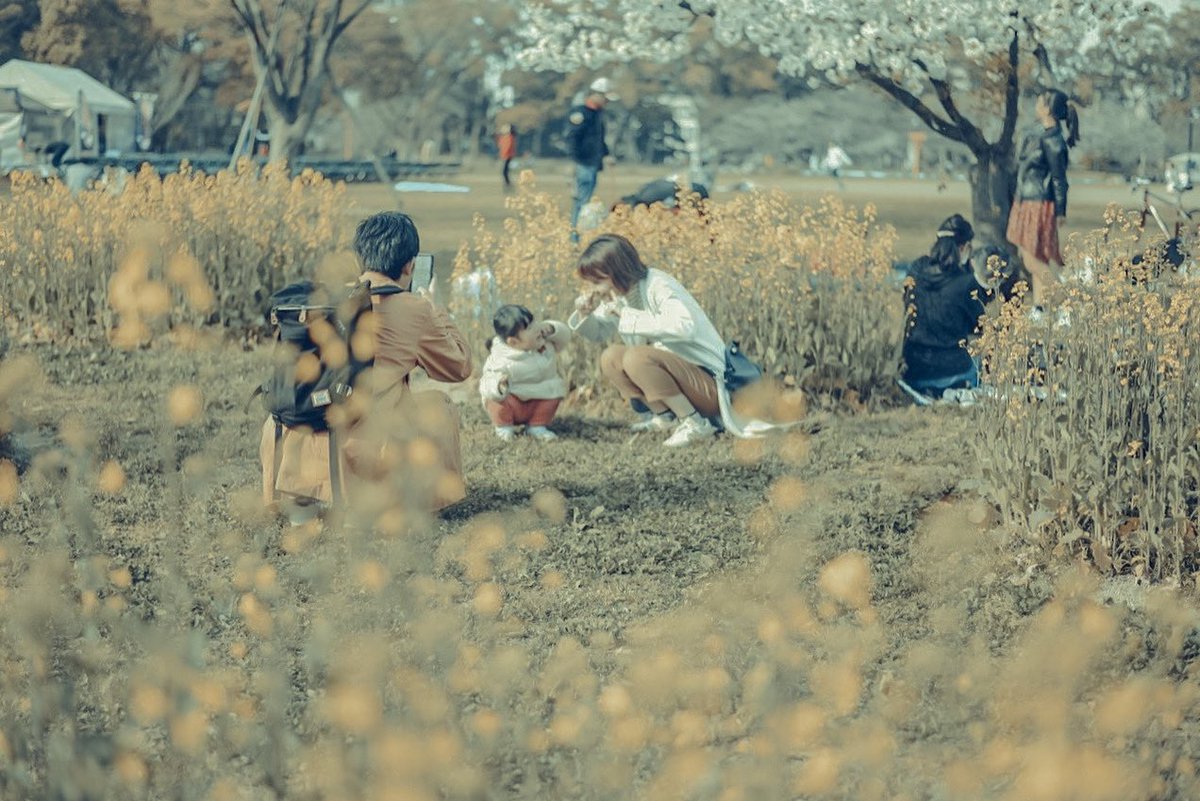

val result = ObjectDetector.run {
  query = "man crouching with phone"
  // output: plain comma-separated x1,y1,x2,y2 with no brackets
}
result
347,211,473,514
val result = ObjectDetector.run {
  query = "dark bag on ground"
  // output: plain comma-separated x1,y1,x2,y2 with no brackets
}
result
724,341,763,393
257,280,403,431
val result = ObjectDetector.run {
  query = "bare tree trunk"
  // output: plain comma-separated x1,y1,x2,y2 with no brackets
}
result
468,105,487,159
969,147,1017,245
264,109,303,164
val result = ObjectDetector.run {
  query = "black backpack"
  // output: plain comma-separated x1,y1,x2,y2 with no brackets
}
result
258,279,404,430
257,280,402,505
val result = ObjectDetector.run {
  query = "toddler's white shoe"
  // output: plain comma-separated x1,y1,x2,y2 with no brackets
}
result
630,412,674,432
526,426,558,441
494,426,516,441
663,414,717,447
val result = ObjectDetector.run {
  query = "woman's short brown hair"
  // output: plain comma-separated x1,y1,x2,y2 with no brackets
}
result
576,234,649,293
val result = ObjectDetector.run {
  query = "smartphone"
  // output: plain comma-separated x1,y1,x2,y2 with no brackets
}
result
411,253,435,291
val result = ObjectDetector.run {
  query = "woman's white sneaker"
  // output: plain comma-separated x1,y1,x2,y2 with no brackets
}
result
630,412,674,432
527,426,558,441
663,414,717,447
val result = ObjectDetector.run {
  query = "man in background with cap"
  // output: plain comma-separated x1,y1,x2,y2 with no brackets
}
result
567,78,617,242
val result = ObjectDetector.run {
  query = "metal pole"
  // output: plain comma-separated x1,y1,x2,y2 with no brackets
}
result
229,76,267,170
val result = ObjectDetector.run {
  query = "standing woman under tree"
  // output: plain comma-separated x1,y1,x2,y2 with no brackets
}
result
1005,89,1081,310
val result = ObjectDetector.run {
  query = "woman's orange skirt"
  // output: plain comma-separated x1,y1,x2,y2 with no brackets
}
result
1006,199,1062,265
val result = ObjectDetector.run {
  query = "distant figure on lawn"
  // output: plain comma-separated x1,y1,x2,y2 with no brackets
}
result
822,141,852,190
495,123,517,192
567,234,779,446
612,177,709,212
567,78,617,242
899,214,1005,404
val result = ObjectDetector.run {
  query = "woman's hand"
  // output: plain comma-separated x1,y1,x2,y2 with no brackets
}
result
539,322,556,339
498,376,509,396
574,291,603,316
414,276,439,305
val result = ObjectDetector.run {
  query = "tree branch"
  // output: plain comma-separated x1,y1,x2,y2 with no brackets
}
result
678,1,716,20
332,0,372,42
855,63,966,144
237,0,292,118
230,0,267,59
316,0,342,70
289,0,321,95
913,57,987,150
998,29,1021,155
234,0,290,101
1024,18,1057,89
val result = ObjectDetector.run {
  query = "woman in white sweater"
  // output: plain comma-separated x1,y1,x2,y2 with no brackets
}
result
568,234,774,447
478,304,570,441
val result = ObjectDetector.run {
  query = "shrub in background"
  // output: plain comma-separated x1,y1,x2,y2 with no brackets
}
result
453,177,902,405
0,162,347,341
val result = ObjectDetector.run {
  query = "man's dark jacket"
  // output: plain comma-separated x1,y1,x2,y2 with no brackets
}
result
567,104,608,170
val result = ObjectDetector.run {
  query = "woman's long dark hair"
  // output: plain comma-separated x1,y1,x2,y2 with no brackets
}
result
1043,89,1081,148
576,234,649,292
928,214,974,273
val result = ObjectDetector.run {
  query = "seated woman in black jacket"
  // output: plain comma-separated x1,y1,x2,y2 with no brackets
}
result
900,214,1002,402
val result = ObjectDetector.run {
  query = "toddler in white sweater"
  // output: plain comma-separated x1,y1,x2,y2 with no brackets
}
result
478,304,570,441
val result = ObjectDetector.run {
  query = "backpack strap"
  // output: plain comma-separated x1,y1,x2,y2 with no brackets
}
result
245,384,266,414
328,427,342,507
271,420,284,503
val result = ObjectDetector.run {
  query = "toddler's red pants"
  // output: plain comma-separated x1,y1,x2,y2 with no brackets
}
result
486,396,560,427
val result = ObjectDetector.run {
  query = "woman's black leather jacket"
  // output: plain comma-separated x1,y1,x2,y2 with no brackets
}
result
1015,125,1069,217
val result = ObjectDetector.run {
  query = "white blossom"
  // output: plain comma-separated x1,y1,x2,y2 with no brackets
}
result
515,0,1177,229
515,0,1167,96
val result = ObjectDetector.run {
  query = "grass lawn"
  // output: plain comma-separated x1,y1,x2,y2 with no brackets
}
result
341,159,1136,273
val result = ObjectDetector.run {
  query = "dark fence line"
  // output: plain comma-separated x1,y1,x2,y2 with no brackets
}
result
11,155,463,183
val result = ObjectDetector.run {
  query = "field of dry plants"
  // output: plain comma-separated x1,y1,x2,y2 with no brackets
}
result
1,164,1200,800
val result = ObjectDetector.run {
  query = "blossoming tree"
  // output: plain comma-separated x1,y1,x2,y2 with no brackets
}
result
515,0,1170,241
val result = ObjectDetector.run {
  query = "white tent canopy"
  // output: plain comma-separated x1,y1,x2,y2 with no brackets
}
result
0,60,135,115
0,59,138,166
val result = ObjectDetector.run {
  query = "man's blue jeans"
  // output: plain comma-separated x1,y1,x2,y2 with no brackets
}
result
571,164,599,231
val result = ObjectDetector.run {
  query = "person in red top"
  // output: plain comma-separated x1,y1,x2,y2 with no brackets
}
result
496,124,517,191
